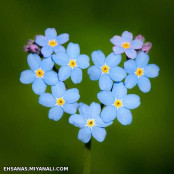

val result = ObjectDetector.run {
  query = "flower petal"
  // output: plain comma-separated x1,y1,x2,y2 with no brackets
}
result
88,66,101,81
124,59,136,74
110,36,123,46
39,93,56,107
123,94,140,109
20,70,35,84
131,39,143,49
125,48,137,59
64,88,80,103
41,57,54,71
44,71,58,85
51,81,66,98
106,53,122,67
58,66,71,81
144,64,160,78
45,28,57,40
56,33,69,44
117,107,132,125
100,105,117,122
113,46,125,54
112,82,127,99
92,127,106,142
97,91,114,105
71,67,82,84
79,103,90,118
27,54,41,71
122,31,133,42
124,74,138,89
91,50,105,67
99,74,113,91
63,103,78,114
41,46,53,57
32,78,46,95
109,66,126,82
52,52,69,66
136,51,149,68
77,54,90,69
48,106,63,121
67,43,80,59
78,127,91,143
95,116,113,127
53,45,66,54
35,35,48,46
138,76,151,93
69,114,86,128
89,102,101,118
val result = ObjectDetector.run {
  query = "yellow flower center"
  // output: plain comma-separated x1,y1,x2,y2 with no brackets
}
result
48,40,57,47
101,65,109,73
122,42,130,49
35,69,44,78
56,98,65,106
114,99,123,108
69,60,76,69
87,119,95,128
135,68,144,77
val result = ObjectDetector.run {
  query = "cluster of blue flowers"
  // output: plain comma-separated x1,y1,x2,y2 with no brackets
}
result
20,29,159,143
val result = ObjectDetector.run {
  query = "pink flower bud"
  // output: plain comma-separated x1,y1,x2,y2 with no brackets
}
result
29,44,40,52
23,45,29,52
24,38,41,55
142,42,152,53
27,39,34,45
135,35,145,42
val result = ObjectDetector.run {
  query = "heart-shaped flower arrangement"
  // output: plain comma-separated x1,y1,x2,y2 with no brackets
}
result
20,28,159,144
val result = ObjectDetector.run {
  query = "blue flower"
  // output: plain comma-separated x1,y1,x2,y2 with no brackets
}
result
35,28,69,57
88,50,126,91
20,54,58,95
110,31,143,59
97,82,140,125
69,102,113,143
124,51,160,93
39,81,80,121
52,42,90,84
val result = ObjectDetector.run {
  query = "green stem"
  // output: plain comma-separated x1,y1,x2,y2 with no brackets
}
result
83,140,92,174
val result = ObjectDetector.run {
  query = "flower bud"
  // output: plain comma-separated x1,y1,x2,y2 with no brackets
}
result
27,39,34,45
142,42,152,53
135,34,145,42
29,44,40,53
24,38,41,54
23,45,29,52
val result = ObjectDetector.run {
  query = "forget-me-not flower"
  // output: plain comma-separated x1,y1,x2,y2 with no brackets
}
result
35,28,69,57
52,42,90,84
124,51,160,93
88,50,126,91
110,31,143,59
39,81,80,121
69,102,113,143
20,54,58,95
97,82,140,125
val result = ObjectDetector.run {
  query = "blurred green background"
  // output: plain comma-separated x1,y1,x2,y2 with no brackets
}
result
0,0,174,173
